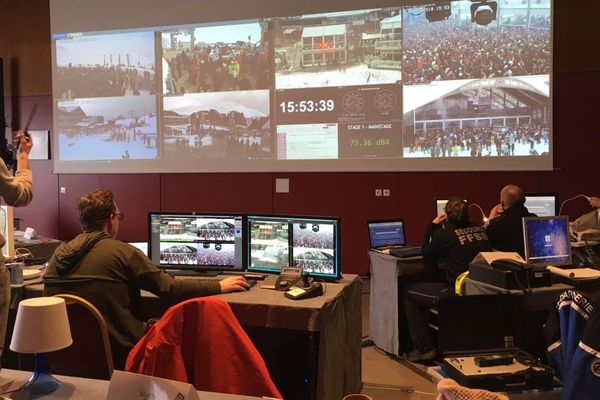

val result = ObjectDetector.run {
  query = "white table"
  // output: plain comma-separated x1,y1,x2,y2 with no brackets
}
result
0,369,262,399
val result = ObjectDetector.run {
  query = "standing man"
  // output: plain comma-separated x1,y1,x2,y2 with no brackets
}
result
44,189,249,369
0,129,33,360
486,185,536,258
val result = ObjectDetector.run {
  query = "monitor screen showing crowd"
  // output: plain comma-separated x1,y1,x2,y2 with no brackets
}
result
246,214,341,280
148,212,244,272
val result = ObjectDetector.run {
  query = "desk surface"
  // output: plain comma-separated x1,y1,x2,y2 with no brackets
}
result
19,274,362,400
0,369,262,399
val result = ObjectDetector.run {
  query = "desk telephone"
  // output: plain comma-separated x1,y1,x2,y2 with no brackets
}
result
275,267,324,300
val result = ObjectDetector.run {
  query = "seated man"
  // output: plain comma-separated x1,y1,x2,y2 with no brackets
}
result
486,184,535,258
403,197,492,362
43,189,249,369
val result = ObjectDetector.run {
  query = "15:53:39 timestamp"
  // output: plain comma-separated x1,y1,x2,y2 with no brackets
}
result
279,99,335,113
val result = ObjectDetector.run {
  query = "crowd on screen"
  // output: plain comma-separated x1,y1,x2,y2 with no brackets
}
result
165,43,271,95
196,228,235,241
402,17,550,84
160,251,197,264
293,230,334,249
196,250,235,266
55,65,155,99
408,123,549,157
296,259,334,275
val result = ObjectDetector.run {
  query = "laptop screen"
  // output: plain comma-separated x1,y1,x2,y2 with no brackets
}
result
523,216,572,267
524,194,558,217
368,220,406,248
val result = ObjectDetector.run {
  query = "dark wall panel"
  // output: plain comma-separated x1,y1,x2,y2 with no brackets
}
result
160,173,273,214
58,174,161,241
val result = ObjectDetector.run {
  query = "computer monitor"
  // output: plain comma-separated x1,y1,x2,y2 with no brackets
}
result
523,216,572,267
128,241,148,256
434,198,468,215
148,212,244,274
524,193,558,217
367,220,406,249
247,214,341,280
0,205,15,260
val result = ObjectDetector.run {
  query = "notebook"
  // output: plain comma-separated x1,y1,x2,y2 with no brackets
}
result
367,220,421,257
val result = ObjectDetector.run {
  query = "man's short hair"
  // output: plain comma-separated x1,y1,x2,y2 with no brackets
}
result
445,196,469,224
78,189,116,232
501,185,525,208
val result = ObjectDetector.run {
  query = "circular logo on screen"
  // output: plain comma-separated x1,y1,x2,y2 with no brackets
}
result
374,89,396,113
591,360,600,378
342,91,364,113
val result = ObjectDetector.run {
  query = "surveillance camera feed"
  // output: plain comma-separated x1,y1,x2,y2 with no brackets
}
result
247,215,341,280
51,0,552,173
148,212,244,272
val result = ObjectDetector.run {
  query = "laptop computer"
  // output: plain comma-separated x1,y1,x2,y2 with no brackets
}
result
367,219,421,257
523,215,572,267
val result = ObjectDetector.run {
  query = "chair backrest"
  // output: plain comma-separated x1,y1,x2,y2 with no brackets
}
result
45,294,114,380
126,296,282,399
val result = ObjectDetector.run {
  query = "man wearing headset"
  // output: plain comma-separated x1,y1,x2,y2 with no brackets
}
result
402,197,492,362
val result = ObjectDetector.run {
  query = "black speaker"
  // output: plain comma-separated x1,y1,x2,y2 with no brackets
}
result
0,59,13,172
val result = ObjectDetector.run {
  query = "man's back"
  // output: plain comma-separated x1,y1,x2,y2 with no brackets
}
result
486,205,536,257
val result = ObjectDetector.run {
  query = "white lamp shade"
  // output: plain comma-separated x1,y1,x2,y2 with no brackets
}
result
10,297,73,353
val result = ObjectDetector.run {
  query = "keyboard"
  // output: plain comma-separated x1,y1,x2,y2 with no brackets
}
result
389,246,421,258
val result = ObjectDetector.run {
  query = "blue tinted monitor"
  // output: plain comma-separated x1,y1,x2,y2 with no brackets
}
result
523,216,572,267
367,220,406,249
247,214,341,280
524,193,558,217
148,212,244,273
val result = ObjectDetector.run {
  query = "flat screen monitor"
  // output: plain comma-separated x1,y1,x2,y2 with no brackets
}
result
524,193,558,217
523,216,572,267
247,214,341,280
148,212,244,273
367,220,406,249
128,241,148,256
435,198,468,216
0,206,15,260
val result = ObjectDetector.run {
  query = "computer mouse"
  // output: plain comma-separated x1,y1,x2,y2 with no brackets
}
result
247,279,257,288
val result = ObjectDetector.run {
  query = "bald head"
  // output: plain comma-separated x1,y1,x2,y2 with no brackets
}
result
500,185,525,208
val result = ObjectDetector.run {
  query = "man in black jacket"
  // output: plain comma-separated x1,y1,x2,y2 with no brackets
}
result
486,185,536,258
402,197,492,362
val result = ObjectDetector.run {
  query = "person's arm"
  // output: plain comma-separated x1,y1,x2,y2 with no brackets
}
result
128,250,248,302
0,129,33,206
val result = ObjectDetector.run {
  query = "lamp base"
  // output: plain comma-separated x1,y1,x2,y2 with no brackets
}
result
18,353,61,395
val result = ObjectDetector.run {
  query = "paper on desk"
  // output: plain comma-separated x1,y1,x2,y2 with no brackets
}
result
547,266,600,280
471,252,525,265
106,370,199,400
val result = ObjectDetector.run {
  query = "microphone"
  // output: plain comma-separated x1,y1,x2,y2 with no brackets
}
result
469,203,489,224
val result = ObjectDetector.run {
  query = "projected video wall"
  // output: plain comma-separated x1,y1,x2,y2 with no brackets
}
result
50,0,552,172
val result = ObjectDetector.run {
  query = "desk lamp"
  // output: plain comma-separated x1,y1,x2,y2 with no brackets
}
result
10,297,73,395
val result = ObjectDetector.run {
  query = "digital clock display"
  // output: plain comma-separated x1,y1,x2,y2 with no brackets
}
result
279,99,335,113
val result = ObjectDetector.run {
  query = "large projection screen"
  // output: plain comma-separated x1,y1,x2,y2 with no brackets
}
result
50,0,552,173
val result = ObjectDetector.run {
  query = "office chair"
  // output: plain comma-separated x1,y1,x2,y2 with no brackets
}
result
45,294,114,380
126,296,282,399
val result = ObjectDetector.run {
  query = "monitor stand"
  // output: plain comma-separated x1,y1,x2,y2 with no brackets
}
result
167,269,222,277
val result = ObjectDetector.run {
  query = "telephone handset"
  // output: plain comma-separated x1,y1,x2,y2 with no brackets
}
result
490,258,530,272
275,267,312,291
